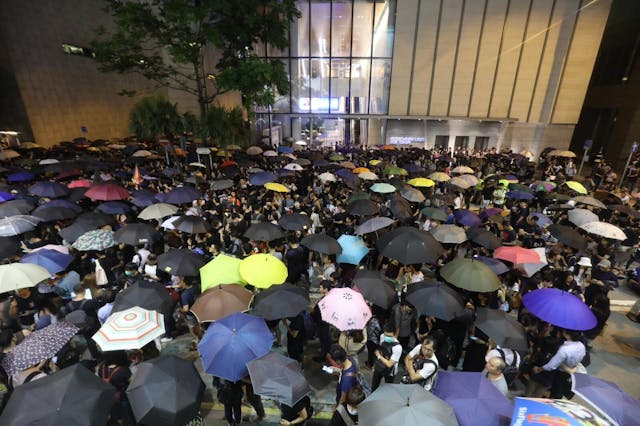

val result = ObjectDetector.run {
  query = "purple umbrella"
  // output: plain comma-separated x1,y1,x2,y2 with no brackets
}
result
453,209,482,227
0,191,15,202
522,288,597,331
506,190,534,200
28,181,69,198
571,373,640,426
131,194,157,207
157,186,201,204
8,172,35,183
529,212,553,226
20,249,74,274
433,371,512,426
96,201,133,215
34,199,83,213
403,164,424,174
249,171,277,186
479,208,503,222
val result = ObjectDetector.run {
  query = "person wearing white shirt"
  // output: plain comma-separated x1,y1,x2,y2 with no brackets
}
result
403,337,439,391
371,324,403,391
532,330,586,399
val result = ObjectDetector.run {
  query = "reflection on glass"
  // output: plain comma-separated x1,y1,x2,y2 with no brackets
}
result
352,0,373,57
271,59,291,113
309,59,330,112
331,1,352,57
370,59,391,114
310,3,331,56
294,2,310,56
291,59,310,113
350,58,370,114
331,59,350,113
373,0,395,57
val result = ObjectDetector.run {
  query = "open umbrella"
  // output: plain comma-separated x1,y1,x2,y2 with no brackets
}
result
244,222,285,242
346,198,379,216
33,206,77,222
359,384,458,426
518,247,548,278
112,280,175,316
564,181,588,194
301,233,343,255
433,372,512,426
572,196,606,209
157,249,205,277
422,207,449,222
96,201,133,215
370,183,396,193
429,172,451,182
157,186,201,204
408,177,435,187
548,224,587,250
400,187,426,203
138,203,178,220
475,307,528,352
2,322,79,376
0,215,41,236
0,236,20,259
405,280,465,320
92,307,165,351
352,269,397,309
0,364,115,426
522,288,597,331
198,312,273,382
210,179,234,191
200,253,246,291
264,182,290,193
252,283,310,320
377,226,444,265
430,224,467,244
440,258,501,292
510,397,613,426
239,253,287,288
172,215,210,234
453,209,482,227
579,221,627,241
358,171,380,181
85,183,130,201
278,213,312,231
0,199,35,216
571,373,640,426
249,171,277,186
190,285,254,322
247,352,311,407
475,256,510,275
466,228,502,249
58,222,94,243
0,263,51,293
20,249,73,274
28,181,69,198
114,223,160,246
337,235,369,265
494,246,542,265
127,355,205,426
356,216,395,235
72,229,116,251
75,211,115,227
319,287,372,331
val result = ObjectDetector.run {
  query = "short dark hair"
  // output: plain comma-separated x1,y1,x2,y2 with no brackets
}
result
383,320,396,334
346,386,366,406
329,344,347,363
125,262,138,272
421,336,437,349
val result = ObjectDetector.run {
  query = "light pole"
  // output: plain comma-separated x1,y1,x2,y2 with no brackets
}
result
619,141,638,189
577,139,591,177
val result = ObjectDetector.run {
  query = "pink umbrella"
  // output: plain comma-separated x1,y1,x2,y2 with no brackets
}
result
85,183,130,201
494,246,542,265
318,288,371,331
67,180,92,188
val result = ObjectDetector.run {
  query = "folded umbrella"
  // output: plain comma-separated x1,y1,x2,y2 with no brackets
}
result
127,355,205,426
239,253,288,288
571,373,640,426
405,280,465,320
301,233,343,255
430,224,467,244
352,269,397,309
522,288,597,331
92,307,165,351
114,223,161,246
190,284,254,322
475,307,528,352
356,216,395,235
252,283,309,320
319,287,371,331
278,213,312,231
0,215,41,237
247,352,311,407
157,249,205,277
244,222,285,242
20,249,73,274
377,226,445,265
72,229,116,251
0,263,51,293
198,312,273,382
337,235,369,265
112,280,175,316
440,258,501,292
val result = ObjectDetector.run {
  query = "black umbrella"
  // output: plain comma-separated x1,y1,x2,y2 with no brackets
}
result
247,352,311,407
346,199,379,217
157,249,206,277
158,186,202,204
28,181,69,198
210,179,234,191
253,283,310,320
301,233,343,255
352,269,397,308
0,199,34,216
58,222,95,243
0,236,20,259
377,226,445,265
244,222,285,242
74,211,115,227
173,216,210,234
548,224,587,250
0,364,115,426
609,204,640,219
475,307,528,352
126,355,205,426
466,228,502,250
405,280,465,321
96,201,134,215
389,196,413,221
278,213,312,231
32,206,78,222
112,280,174,316
114,223,161,246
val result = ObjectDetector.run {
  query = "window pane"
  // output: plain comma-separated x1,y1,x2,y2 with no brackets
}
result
330,59,350,114
253,42,266,58
369,59,391,114
267,42,289,57
352,0,373,57
271,59,291,113
350,58,370,114
310,59,330,113
331,1,352,57
291,59,310,113
372,1,395,57
293,2,309,57
310,3,331,57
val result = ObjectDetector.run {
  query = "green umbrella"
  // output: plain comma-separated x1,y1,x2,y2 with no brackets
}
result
383,166,407,176
200,254,246,291
440,258,501,292
328,154,344,161
421,207,448,222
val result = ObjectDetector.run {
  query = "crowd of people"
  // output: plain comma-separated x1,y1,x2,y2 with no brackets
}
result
0,139,637,425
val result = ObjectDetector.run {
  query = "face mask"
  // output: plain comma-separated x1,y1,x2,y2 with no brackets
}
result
383,335,394,343
346,405,358,415
125,271,133,277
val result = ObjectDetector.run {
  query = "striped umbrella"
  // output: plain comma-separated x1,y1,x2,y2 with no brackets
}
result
92,307,165,351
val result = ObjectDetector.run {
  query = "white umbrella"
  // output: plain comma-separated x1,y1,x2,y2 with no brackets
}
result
29,244,70,255
246,146,263,155
0,215,42,237
568,208,599,227
188,162,207,168
451,166,474,174
294,140,307,146
284,163,304,171
38,159,59,165
318,172,337,183
92,307,165,351
571,196,606,209
430,225,467,244
161,215,181,230
138,203,179,220
108,144,126,150
580,221,627,241
132,150,153,157
263,150,277,157
358,172,379,181
519,247,548,277
0,263,51,293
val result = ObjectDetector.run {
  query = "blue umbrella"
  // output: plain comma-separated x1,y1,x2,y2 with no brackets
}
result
8,172,35,183
198,312,273,382
433,371,512,426
453,209,482,227
249,171,277,186
335,168,353,179
130,194,157,208
474,256,510,275
28,181,69,198
571,373,640,426
96,201,133,215
337,235,369,265
20,249,73,274
34,200,82,213
277,146,293,154
276,168,296,178
157,186,201,204
522,288,597,330
506,190,534,200
0,191,15,202
403,164,424,174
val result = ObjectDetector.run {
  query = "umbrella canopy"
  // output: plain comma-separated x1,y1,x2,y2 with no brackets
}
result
252,283,310,320
0,199,35,216
28,181,69,198
358,171,380,180
475,256,510,275
301,233,343,255
249,171,277,186
112,280,175,316
356,216,395,235
210,179,235,191
564,181,588,194
548,224,587,250
466,228,502,249
0,263,50,293
433,372,512,426
518,247,548,278
0,236,20,259
440,258,501,292
200,253,246,291
0,364,115,426
506,190,534,200
400,187,426,203
449,177,472,189
96,201,133,215
264,182,290,193
20,249,73,274
172,215,209,234
85,183,130,201
190,284,254,322
75,211,115,227
239,253,288,288
244,222,285,242
138,203,178,220
359,384,458,426
114,223,160,246
430,224,467,244
377,226,445,265
494,246,542,265
422,207,449,222
548,149,576,157
278,213,312,231
7,171,34,182
572,196,606,209
2,322,79,376
157,249,205,277
452,166,474,174
319,287,372,331
247,352,311,407
408,177,435,187
511,397,614,426
58,222,94,243
453,209,482,227
475,307,528,352
158,186,201,204
337,235,369,265
370,183,396,193
429,172,451,182
352,269,397,309
579,221,627,241
72,229,116,251
346,198,379,216
0,215,41,237
33,206,77,222
198,312,273,382
571,373,640,426
92,307,165,351
523,288,597,330
246,146,263,155
405,280,465,320
127,355,205,426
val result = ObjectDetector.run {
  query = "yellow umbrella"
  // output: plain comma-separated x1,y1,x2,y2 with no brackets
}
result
565,181,588,195
429,172,451,182
239,254,287,288
353,167,370,174
264,182,290,193
369,159,383,166
548,150,576,158
407,177,435,188
200,254,247,291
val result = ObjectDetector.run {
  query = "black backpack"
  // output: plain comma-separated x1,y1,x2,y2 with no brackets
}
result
374,340,401,376
497,348,520,387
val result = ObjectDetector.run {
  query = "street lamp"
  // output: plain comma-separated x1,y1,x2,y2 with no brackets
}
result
619,141,638,188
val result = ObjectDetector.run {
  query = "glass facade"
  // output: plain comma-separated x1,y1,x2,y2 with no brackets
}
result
255,0,396,146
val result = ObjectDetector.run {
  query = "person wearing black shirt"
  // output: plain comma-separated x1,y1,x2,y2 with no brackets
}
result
329,386,365,425
280,395,311,426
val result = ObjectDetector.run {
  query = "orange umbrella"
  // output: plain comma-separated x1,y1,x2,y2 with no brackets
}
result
380,145,395,151
353,167,370,174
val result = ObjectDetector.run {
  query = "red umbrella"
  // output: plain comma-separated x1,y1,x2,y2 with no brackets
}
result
67,180,92,189
85,183,130,201
55,169,82,180
494,246,542,265
220,160,236,168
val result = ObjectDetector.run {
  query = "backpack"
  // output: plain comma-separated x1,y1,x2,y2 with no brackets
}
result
343,371,371,396
374,341,401,376
437,336,457,369
497,348,520,387
99,365,124,402
412,357,438,390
